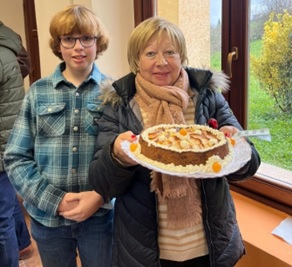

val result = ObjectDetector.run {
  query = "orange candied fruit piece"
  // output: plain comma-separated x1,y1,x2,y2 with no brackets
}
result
130,143,138,152
230,138,236,146
212,162,222,172
179,128,188,136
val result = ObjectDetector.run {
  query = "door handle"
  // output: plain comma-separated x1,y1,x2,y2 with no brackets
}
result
226,47,238,78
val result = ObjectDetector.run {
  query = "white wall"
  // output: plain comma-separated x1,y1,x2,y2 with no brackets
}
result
0,0,29,88
157,0,210,68
92,0,134,79
1,0,134,85
34,0,134,79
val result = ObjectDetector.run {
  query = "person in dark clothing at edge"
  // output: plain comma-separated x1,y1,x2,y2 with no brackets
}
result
0,21,34,266
89,17,261,267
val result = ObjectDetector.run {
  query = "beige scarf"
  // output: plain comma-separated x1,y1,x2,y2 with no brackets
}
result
135,69,202,229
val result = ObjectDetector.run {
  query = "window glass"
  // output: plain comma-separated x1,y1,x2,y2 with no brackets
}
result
210,0,222,71
248,0,292,184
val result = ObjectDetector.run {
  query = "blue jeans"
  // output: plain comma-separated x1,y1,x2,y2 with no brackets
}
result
31,210,113,267
0,171,31,267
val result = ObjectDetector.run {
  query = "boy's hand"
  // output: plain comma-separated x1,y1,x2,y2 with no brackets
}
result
58,191,104,222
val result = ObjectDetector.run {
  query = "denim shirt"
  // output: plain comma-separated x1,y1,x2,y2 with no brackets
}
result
4,62,112,227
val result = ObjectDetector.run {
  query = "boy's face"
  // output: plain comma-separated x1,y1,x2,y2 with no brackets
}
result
59,34,97,76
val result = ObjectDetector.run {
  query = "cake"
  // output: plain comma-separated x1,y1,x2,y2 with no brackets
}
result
131,124,234,173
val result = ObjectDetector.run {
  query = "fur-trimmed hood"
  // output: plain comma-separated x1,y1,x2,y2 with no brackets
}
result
206,69,230,93
99,68,230,107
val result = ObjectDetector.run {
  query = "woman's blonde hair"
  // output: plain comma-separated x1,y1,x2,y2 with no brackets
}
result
49,4,109,60
127,17,188,74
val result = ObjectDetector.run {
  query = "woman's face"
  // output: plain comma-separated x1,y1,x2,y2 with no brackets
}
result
138,32,182,86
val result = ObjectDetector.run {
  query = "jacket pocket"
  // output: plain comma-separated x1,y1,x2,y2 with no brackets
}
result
85,102,103,135
37,103,66,136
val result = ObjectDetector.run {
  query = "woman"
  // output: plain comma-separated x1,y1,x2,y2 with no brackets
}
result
89,17,260,267
4,5,113,267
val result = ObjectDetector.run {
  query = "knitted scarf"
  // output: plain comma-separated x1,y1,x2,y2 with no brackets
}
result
135,69,202,229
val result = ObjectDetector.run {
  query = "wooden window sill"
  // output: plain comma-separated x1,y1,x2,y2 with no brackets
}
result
230,163,292,215
232,191,292,267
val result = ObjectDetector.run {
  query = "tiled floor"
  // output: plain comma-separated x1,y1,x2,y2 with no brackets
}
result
19,211,42,267
19,240,41,267
19,209,81,267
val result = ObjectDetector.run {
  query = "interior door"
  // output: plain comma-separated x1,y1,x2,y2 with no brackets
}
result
23,0,41,85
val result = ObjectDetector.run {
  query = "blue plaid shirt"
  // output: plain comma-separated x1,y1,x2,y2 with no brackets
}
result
4,62,111,227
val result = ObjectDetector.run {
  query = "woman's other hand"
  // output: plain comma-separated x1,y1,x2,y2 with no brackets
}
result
112,131,138,167
219,125,239,137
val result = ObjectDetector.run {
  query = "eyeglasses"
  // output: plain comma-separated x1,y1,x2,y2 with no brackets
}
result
60,36,98,49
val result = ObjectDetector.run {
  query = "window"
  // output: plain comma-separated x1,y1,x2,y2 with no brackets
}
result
137,0,292,214
221,0,292,214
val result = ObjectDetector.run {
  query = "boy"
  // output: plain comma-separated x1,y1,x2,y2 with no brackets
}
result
4,5,113,267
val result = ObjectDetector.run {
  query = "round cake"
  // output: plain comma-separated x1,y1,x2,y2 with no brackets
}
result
133,124,234,173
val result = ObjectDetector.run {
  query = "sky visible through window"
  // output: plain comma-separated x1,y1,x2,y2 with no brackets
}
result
210,0,262,26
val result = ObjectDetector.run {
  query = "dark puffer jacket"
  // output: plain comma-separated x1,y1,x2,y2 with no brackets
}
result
89,68,261,267
0,21,25,172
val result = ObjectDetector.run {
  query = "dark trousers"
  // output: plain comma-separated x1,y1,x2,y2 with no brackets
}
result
0,171,31,267
160,255,210,267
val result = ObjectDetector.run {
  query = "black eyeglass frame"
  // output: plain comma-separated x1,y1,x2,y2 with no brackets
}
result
59,36,98,49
